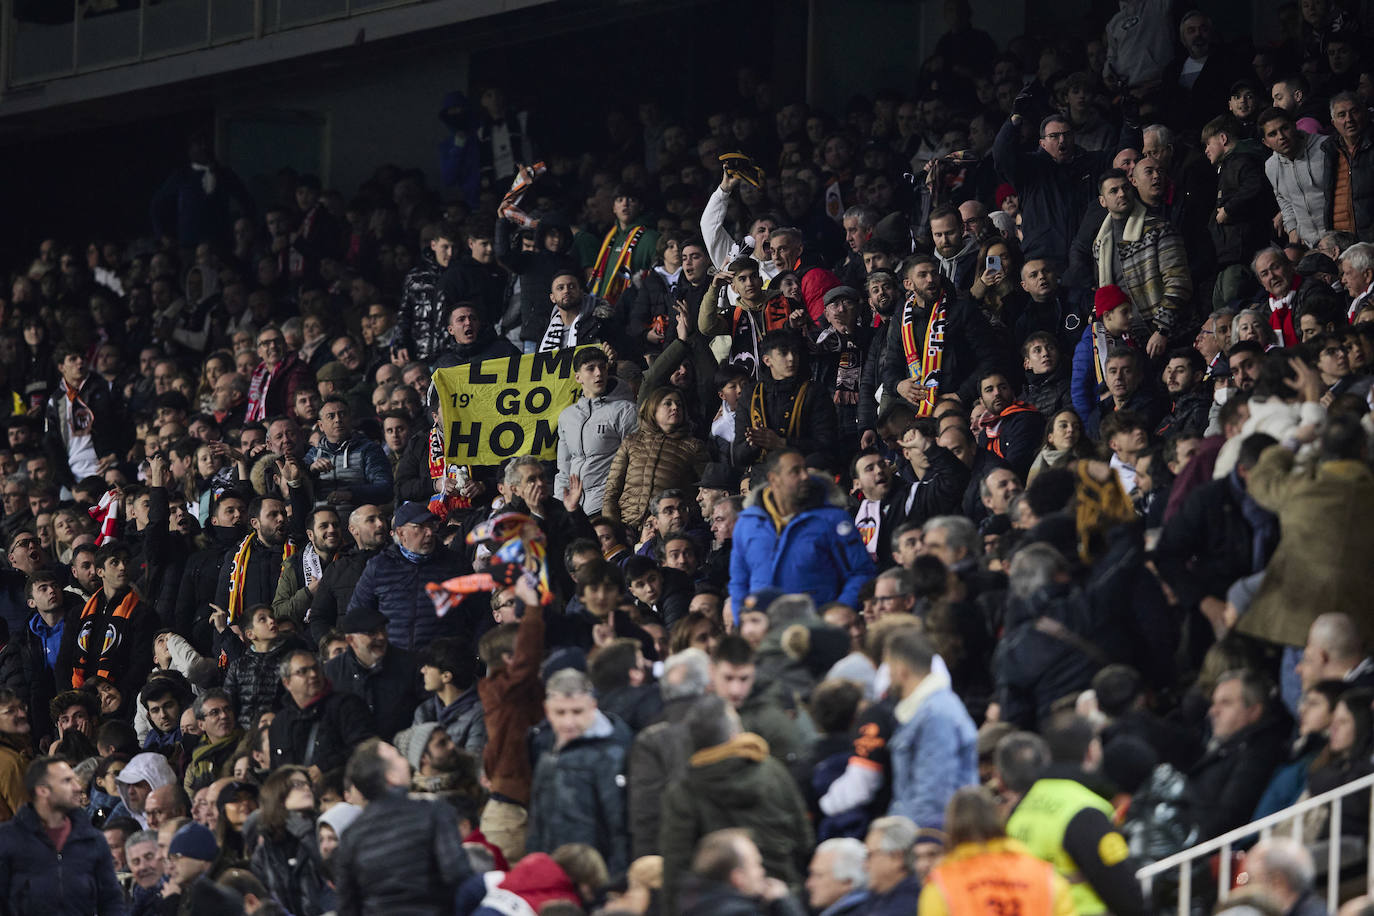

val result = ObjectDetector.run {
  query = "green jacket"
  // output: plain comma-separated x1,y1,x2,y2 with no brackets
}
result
660,733,812,915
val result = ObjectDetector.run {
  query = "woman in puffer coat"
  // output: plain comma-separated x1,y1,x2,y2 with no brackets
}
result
249,765,330,916
602,387,708,528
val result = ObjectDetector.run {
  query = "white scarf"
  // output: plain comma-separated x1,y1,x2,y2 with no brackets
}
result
302,543,324,590
191,162,216,196
539,307,582,353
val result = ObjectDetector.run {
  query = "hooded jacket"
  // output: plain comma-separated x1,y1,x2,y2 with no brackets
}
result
526,710,633,874
495,212,580,343
660,733,813,913
555,379,639,516
398,249,449,362
413,687,487,756
602,414,709,528
1268,131,1331,246
304,433,394,506
470,853,579,916
114,752,177,828
730,476,876,612
933,236,979,291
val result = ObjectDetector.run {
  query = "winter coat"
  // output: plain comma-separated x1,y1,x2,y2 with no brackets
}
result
993,118,1133,261
495,213,580,343
526,710,633,874
440,256,509,330
430,330,522,373
1154,473,1270,611
881,283,1005,406
1322,128,1374,242
555,380,639,516
1239,445,1374,648
268,686,377,773
397,249,449,362
0,735,28,823
307,546,378,641
250,812,329,916
334,786,471,916
602,422,708,528
0,804,124,916
1155,389,1211,439
176,524,245,655
660,733,813,913
1091,203,1191,335
730,477,876,612
1185,709,1288,839
731,375,840,468
413,688,487,755
628,694,694,859
224,638,297,727
150,160,255,248
1022,366,1074,418
184,730,242,792
1104,0,1174,87
347,544,475,651
469,853,580,916
57,588,157,707
478,602,545,805
42,373,126,489
1268,131,1331,246
324,645,423,740
304,434,394,507
888,669,978,829
1209,142,1277,267
214,533,297,628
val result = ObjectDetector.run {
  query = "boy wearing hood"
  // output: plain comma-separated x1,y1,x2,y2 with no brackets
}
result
525,668,632,874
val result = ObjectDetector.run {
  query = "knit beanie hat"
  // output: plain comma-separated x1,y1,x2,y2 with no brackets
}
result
394,722,440,774
1093,284,1131,319
168,822,219,862
317,801,362,839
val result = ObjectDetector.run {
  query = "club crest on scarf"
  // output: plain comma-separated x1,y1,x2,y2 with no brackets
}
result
424,512,553,617
75,619,121,659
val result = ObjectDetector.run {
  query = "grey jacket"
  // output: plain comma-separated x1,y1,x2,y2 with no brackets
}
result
555,379,639,515
1266,132,1330,246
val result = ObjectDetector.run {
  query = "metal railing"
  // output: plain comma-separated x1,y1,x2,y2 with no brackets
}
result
2,0,426,90
1137,771,1374,915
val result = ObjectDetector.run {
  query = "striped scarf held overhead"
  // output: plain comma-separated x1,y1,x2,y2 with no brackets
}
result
89,491,120,545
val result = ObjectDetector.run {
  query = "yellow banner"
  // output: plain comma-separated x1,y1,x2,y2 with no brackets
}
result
432,347,588,466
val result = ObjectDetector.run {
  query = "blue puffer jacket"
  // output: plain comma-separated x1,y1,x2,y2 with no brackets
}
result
347,544,473,651
0,804,125,916
729,478,875,616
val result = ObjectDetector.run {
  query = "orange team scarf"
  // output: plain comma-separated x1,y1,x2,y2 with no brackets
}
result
71,589,140,686
589,226,645,305
226,533,295,623
899,293,948,417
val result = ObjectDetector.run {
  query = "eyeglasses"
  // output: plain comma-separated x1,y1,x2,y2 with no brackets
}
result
1043,131,1073,141
257,337,284,349
199,706,231,719
872,594,908,604
289,664,320,678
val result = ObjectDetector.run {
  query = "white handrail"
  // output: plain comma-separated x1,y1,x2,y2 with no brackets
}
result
1137,770,1374,915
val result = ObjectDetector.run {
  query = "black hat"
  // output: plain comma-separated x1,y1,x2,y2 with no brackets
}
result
697,463,735,491
1296,252,1339,278
339,606,389,635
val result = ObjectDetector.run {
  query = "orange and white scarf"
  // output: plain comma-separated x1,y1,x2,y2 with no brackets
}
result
899,293,948,417
226,532,295,623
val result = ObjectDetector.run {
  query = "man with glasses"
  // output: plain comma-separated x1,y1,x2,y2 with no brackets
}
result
0,533,49,637
269,648,375,776
994,106,1138,262
244,324,315,424
183,690,242,793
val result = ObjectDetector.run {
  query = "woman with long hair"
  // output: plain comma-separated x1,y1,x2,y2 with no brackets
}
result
249,765,329,916
1028,409,1094,481
1305,688,1374,842
195,349,235,412
969,237,1024,326
602,386,708,528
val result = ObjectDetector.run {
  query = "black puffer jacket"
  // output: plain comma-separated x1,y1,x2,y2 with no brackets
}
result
346,544,475,652
268,686,377,773
1155,389,1212,439
397,249,448,362
1154,474,1268,610
0,804,124,916
334,786,471,916
224,636,303,726
526,711,633,874
1209,142,1277,267
1022,366,1074,418
250,812,329,916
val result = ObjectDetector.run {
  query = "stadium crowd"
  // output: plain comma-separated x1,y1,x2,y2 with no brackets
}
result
4,0,1374,914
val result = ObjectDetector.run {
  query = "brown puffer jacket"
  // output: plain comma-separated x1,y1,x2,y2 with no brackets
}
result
602,422,708,528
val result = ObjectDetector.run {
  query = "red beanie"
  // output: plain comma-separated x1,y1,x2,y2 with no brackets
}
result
995,183,1017,208
1094,284,1130,319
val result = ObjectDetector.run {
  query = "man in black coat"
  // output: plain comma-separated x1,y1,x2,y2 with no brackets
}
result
1158,12,1249,132
213,480,310,650
439,220,509,329
307,503,390,642
175,492,247,656
1155,349,1212,439
42,345,126,491
0,756,124,916
324,607,422,740
430,303,521,373
882,257,1003,411
268,648,376,774
973,371,1045,480
334,738,471,913
1202,115,1276,306
1186,669,1288,839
